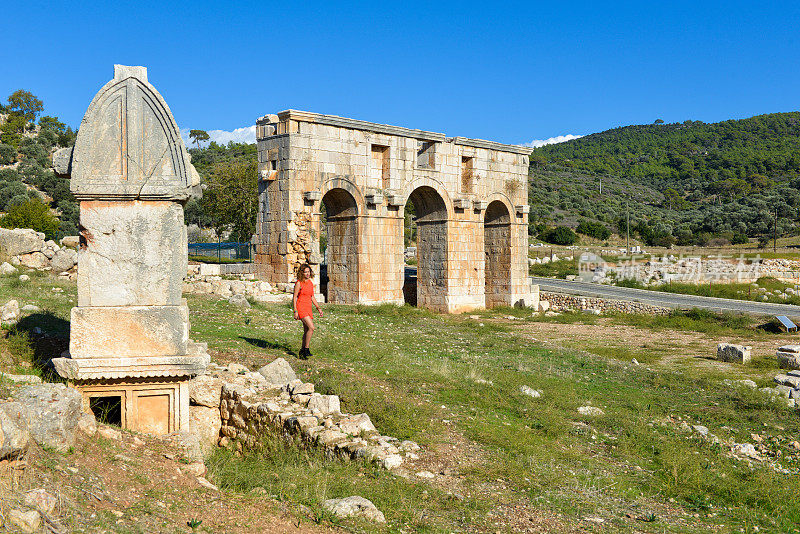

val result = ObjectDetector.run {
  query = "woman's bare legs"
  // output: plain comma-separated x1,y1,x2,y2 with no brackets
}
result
301,315,315,350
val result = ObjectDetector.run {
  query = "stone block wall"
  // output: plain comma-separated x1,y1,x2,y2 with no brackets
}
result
541,292,672,315
254,110,533,313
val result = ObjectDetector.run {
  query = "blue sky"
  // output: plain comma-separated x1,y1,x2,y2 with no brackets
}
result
2,1,799,147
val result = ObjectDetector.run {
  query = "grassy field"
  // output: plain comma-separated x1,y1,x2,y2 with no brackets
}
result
3,273,800,532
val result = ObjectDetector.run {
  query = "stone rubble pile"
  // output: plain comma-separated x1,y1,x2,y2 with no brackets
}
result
0,228,78,276
541,291,671,316
183,268,291,303
187,358,419,469
659,414,797,474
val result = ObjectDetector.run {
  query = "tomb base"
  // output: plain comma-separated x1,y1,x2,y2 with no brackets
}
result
69,377,192,435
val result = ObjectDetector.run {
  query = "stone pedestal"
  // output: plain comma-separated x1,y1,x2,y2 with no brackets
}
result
53,65,205,435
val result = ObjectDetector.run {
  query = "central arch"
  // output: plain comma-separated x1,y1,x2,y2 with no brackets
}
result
321,188,359,304
484,200,512,308
404,186,448,310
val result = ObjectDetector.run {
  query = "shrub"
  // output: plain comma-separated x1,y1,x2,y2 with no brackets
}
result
0,168,19,183
0,143,15,165
0,198,60,239
539,226,578,245
0,181,28,210
731,233,748,245
576,219,611,240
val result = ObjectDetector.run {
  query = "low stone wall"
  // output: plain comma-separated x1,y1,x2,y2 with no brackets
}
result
188,360,418,470
541,291,671,316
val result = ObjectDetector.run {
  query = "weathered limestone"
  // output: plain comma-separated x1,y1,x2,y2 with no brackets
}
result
716,343,752,364
777,345,800,370
254,111,537,313
52,65,207,435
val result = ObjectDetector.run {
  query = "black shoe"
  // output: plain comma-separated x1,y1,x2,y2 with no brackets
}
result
305,348,313,358
298,348,308,359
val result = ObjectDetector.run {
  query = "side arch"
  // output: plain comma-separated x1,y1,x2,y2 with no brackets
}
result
401,177,453,220
320,177,366,217
483,192,515,219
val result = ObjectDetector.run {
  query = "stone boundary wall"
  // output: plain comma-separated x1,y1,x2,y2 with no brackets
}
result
541,291,671,316
188,360,419,470
219,383,416,469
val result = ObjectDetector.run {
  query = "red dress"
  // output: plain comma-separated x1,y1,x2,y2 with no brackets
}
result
296,279,314,319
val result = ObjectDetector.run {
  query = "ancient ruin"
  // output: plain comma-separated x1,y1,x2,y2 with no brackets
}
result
52,65,209,435
254,110,537,313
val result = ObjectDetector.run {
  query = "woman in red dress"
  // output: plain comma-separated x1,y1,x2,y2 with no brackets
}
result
293,263,323,359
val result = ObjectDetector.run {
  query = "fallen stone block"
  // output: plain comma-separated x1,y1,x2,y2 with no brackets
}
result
777,345,800,370
12,384,82,452
188,374,223,408
257,357,296,385
716,343,751,364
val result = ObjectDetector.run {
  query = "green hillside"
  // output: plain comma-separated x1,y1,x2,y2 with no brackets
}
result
530,113,800,246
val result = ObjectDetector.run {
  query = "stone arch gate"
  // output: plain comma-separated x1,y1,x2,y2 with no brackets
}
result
254,110,538,313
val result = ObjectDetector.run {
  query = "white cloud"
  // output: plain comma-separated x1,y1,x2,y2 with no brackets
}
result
181,125,257,147
523,134,583,148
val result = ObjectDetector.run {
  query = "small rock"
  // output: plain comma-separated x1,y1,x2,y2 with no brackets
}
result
732,442,760,460
9,509,41,532
520,385,542,398
716,343,751,364
379,454,403,469
416,470,435,478
77,413,97,436
182,461,207,477
226,363,249,374
196,476,219,491
20,304,40,313
18,274,29,282
24,488,58,515
577,406,605,416
0,261,17,275
692,425,709,436
257,357,296,385
1,299,20,324
631,358,639,365
111,510,124,518
98,426,122,441
228,294,251,309
323,496,386,523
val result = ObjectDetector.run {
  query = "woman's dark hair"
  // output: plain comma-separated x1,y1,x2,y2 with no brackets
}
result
297,263,313,280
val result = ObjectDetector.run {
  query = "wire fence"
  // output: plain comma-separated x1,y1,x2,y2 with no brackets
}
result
188,242,253,263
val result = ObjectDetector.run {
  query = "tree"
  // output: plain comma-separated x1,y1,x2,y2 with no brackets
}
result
539,226,578,245
189,129,210,148
7,90,44,122
575,219,611,240
38,115,67,135
201,158,258,242
529,154,547,168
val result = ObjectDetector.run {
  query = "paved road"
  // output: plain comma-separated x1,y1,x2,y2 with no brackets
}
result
532,277,800,319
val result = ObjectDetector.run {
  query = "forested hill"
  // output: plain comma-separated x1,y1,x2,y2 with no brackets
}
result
528,112,800,246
